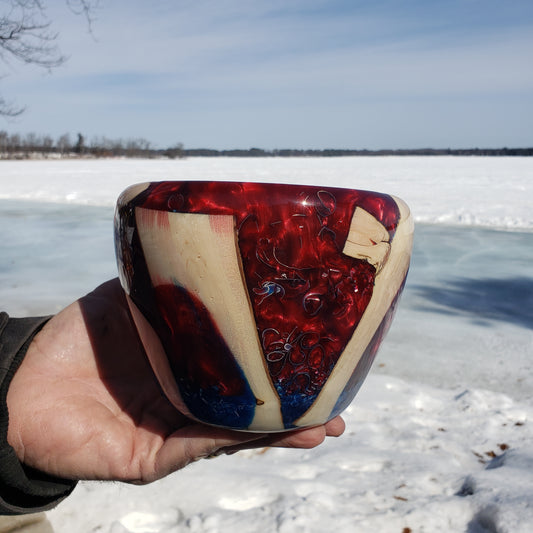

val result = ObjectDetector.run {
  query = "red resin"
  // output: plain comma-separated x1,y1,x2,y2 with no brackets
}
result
154,283,249,396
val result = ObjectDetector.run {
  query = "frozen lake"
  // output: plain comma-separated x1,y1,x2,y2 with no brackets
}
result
1,157,532,532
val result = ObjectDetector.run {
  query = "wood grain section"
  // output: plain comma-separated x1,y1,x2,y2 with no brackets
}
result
135,208,283,431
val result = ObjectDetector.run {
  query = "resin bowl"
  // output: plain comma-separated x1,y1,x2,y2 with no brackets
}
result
114,181,413,431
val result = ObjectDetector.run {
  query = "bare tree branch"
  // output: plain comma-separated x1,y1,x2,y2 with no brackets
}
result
0,0,100,116
66,0,100,34
0,94,24,116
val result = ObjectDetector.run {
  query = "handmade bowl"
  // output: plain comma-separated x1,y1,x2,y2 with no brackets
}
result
114,181,413,431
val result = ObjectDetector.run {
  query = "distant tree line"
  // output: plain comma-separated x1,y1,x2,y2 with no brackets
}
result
185,147,533,157
0,132,531,158
0,131,185,159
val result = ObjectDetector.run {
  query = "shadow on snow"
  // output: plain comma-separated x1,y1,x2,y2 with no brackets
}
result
411,276,533,330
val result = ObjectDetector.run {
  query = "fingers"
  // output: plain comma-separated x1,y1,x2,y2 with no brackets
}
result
198,416,346,459
324,415,346,437
254,416,345,449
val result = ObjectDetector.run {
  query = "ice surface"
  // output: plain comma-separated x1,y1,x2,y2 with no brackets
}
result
0,201,116,315
1,157,532,532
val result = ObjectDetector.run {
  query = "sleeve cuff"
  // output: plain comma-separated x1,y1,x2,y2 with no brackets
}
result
0,313,77,515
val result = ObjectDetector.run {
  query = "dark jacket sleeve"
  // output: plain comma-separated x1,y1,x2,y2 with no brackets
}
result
0,312,77,515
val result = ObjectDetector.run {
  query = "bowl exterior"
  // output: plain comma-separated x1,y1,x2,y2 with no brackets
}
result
115,181,413,431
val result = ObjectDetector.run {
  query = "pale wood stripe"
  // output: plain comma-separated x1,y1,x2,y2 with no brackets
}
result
135,208,283,431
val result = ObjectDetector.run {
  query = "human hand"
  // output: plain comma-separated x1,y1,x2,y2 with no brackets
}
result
7,279,345,484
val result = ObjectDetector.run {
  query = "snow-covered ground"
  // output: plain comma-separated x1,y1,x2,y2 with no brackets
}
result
1,157,532,532
1,156,532,231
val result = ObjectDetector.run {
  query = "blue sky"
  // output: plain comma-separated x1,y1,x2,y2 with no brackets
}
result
1,0,532,149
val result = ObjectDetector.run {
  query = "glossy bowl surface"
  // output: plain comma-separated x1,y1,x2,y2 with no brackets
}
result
115,181,413,431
